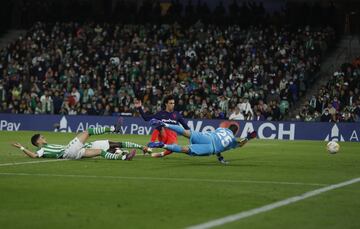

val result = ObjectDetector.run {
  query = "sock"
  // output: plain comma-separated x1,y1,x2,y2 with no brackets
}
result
164,144,183,152
88,127,112,135
121,141,143,149
165,124,185,135
100,150,123,160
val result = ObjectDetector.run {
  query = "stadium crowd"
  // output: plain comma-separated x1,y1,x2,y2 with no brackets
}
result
0,0,338,121
298,57,360,122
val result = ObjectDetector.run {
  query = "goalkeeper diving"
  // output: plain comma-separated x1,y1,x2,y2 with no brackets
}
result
148,119,256,164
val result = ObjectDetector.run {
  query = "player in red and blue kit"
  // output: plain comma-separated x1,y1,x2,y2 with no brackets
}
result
148,119,257,164
134,95,190,157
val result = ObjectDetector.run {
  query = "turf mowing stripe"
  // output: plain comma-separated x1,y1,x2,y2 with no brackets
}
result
186,177,360,229
0,172,327,186
0,159,68,167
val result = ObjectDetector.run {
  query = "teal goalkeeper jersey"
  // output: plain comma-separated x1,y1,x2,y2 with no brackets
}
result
36,144,66,158
209,128,238,153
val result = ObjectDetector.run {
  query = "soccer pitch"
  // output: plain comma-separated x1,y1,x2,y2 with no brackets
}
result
0,131,359,229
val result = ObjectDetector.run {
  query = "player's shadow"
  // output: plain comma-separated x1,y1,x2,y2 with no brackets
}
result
150,158,260,168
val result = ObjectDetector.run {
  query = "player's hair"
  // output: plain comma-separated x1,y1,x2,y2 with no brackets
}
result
31,134,41,147
228,124,239,135
163,95,175,105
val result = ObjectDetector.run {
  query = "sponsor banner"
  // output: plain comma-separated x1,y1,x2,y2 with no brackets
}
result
0,114,359,142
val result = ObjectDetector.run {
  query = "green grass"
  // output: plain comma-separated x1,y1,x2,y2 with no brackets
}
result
0,131,359,229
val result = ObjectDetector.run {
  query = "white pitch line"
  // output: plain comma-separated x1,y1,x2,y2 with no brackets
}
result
0,159,68,167
187,177,360,229
0,172,327,187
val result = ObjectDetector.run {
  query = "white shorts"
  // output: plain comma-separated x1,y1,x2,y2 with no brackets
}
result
90,140,110,151
63,137,85,159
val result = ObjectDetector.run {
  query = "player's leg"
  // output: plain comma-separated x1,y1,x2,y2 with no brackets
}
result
75,131,90,144
87,140,129,154
150,129,161,142
167,145,189,153
188,144,214,156
108,141,151,154
63,137,86,159
84,148,135,160
89,140,110,151
184,132,215,156
189,131,212,144
148,142,213,156
146,129,161,156
152,137,177,158
149,119,191,138
83,148,102,157
164,124,191,138
154,143,213,156
148,129,162,155
87,126,115,136
77,126,115,144
149,142,189,154
162,130,176,156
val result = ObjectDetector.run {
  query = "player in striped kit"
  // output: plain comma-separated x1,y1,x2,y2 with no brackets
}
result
11,126,150,160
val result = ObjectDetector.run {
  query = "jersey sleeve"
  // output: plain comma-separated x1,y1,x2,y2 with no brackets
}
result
137,107,155,121
177,112,190,129
36,148,44,157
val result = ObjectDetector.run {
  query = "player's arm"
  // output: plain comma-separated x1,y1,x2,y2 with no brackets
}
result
236,138,249,148
134,99,155,121
11,143,38,158
236,131,257,148
177,114,190,130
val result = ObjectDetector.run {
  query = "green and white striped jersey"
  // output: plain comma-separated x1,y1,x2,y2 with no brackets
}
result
36,144,66,158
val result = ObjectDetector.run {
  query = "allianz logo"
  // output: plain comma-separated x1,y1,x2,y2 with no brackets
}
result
324,124,344,142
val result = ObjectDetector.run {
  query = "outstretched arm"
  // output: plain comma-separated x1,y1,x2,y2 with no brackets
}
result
11,143,38,158
236,138,249,148
236,131,257,148
178,115,190,130
134,99,155,121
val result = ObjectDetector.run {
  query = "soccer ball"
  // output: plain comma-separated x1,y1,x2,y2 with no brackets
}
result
326,141,340,154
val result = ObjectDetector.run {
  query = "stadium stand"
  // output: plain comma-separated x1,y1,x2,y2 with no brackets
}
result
298,57,360,122
0,0,339,120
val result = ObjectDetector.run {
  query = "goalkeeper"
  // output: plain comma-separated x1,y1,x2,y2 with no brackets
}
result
148,119,256,164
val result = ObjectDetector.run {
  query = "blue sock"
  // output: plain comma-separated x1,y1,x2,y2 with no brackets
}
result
164,144,183,152
165,124,185,135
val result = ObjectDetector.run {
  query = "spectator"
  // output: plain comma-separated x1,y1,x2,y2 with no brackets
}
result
238,98,253,120
321,109,332,122
253,110,265,121
71,87,81,104
229,106,245,120
40,90,54,114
